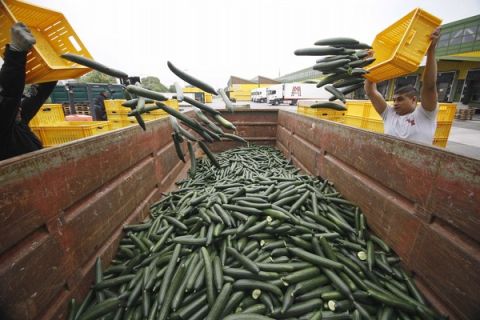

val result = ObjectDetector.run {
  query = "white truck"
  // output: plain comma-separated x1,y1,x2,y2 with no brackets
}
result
266,83,330,105
251,88,268,103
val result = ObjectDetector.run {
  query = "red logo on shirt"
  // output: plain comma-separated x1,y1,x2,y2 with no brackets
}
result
406,118,416,126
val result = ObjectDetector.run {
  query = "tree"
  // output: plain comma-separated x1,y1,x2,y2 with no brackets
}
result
141,76,168,92
79,70,117,84
168,84,176,93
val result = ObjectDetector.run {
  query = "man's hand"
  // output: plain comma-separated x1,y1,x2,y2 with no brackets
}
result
428,27,440,52
10,22,36,52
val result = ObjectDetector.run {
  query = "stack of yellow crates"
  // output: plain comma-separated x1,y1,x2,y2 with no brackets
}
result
104,99,136,129
104,99,179,129
344,100,456,148
30,103,112,147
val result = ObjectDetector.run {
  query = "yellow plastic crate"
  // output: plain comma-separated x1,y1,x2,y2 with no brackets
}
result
29,103,64,126
434,121,453,139
104,99,127,113
345,100,370,118
110,119,137,129
343,116,364,128
363,119,384,133
365,8,442,82
437,103,456,122
32,121,111,146
0,0,92,83
297,106,345,122
107,113,135,121
433,138,447,148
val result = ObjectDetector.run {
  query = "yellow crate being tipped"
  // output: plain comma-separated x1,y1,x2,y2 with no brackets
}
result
0,0,93,83
31,121,111,146
29,103,64,126
365,8,442,82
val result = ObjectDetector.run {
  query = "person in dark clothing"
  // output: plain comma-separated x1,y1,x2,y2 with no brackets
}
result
93,90,109,120
0,22,57,161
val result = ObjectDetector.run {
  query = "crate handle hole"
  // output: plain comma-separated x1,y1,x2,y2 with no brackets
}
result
68,35,82,52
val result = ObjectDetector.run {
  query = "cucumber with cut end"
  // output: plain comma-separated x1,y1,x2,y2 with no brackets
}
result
61,53,128,79
314,37,360,46
295,47,345,56
126,85,168,101
167,61,217,95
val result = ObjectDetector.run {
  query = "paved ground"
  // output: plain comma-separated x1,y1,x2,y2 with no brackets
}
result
207,98,480,159
445,117,480,159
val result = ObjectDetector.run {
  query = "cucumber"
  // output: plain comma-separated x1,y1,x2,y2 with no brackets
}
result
194,109,224,134
77,298,121,320
61,53,128,79
314,37,360,46
126,85,168,101
172,132,186,163
325,85,346,103
218,88,235,111
223,314,275,320
184,95,221,115
232,279,283,297
313,59,351,72
332,78,364,88
213,114,237,130
294,47,345,56
198,141,221,168
227,247,260,274
206,283,232,320
201,247,216,307
167,61,217,95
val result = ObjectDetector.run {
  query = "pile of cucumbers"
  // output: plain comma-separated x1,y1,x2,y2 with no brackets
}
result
294,37,376,110
69,145,444,320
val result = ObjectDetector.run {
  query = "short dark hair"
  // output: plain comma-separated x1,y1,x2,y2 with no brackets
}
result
394,85,417,98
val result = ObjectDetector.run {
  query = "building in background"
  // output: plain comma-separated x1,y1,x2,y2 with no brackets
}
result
182,86,213,103
226,76,279,102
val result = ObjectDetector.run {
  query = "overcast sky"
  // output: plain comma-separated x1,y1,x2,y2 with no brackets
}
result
20,0,480,88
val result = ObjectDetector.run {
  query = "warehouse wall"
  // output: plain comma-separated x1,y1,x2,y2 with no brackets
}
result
276,110,480,320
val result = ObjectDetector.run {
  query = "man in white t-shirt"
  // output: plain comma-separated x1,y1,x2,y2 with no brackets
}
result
364,28,440,145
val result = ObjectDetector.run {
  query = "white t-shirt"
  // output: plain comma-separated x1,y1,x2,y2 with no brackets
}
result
381,105,438,145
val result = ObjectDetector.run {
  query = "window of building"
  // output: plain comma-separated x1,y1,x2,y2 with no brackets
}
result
462,25,477,43
449,29,463,45
438,32,450,48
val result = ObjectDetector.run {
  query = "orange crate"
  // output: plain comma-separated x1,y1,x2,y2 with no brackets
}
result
32,121,111,146
437,103,456,122
0,0,93,83
29,103,64,126
365,8,442,82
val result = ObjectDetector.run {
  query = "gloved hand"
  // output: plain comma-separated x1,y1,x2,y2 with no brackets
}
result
10,22,36,52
